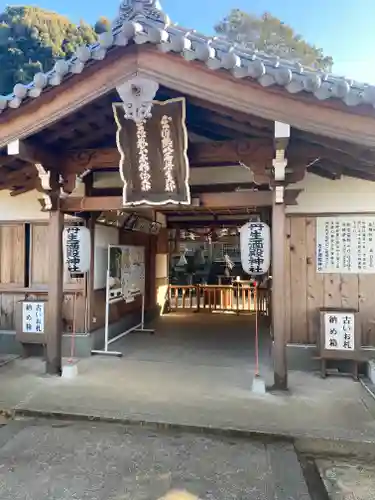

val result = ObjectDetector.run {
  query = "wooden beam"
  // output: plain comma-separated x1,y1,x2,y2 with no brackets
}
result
46,206,64,375
60,189,301,212
162,90,279,134
63,139,274,174
63,138,373,180
289,141,375,170
292,130,375,162
7,138,59,168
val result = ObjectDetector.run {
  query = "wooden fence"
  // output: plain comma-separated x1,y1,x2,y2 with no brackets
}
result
168,284,270,315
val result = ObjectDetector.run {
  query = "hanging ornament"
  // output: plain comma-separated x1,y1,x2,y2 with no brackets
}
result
224,253,234,270
218,228,229,238
177,250,187,267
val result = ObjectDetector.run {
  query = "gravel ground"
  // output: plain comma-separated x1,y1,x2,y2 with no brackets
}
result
318,458,375,500
0,419,311,500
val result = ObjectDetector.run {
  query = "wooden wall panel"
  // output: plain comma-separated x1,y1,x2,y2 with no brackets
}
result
156,229,169,254
62,292,86,333
305,217,324,344
286,216,375,346
0,291,84,332
30,224,48,287
358,276,375,346
0,293,20,329
284,217,292,342
0,224,25,286
289,217,307,342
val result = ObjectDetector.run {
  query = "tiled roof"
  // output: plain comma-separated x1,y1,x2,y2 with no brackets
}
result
1,0,375,114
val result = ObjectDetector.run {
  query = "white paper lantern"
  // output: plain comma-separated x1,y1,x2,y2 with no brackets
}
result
63,226,91,274
240,221,270,275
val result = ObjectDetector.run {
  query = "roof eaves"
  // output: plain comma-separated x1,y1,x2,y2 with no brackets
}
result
1,0,374,115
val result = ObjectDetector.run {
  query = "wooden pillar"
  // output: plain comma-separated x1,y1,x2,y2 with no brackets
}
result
86,214,96,333
272,188,287,389
46,207,64,375
272,121,290,390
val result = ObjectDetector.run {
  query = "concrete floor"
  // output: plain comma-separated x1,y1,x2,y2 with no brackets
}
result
116,313,272,371
0,313,374,444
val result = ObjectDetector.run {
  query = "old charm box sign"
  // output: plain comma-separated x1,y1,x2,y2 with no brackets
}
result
16,300,46,345
318,307,362,379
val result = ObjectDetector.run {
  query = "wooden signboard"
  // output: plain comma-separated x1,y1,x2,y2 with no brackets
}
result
318,307,362,379
113,97,190,206
16,300,47,345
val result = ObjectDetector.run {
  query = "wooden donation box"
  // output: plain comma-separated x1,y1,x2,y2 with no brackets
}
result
318,307,362,379
16,300,46,346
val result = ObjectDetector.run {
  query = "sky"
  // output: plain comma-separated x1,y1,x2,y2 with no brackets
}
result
2,0,375,83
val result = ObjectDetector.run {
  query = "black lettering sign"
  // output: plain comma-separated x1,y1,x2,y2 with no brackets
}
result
248,223,264,274
66,227,80,273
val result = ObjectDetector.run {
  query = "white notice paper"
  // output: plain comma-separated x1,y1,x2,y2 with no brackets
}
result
22,302,45,334
316,217,375,273
324,312,355,351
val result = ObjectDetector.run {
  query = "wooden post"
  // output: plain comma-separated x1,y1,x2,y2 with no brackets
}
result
272,190,287,390
86,214,96,332
46,207,64,375
272,121,290,390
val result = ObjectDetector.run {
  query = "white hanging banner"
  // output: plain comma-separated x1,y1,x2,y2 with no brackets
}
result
240,221,271,275
63,226,91,274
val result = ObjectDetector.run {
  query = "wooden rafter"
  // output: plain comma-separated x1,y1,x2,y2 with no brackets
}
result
7,138,58,168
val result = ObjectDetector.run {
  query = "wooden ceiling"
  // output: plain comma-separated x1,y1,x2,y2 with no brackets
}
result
1,84,375,196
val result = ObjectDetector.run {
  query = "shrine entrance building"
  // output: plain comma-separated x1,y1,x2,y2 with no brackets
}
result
0,1,375,389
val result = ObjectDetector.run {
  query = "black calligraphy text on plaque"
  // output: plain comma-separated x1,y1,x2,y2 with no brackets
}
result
248,223,264,274
329,338,338,347
66,227,80,273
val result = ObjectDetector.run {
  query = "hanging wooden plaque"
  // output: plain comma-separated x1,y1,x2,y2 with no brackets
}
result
113,97,190,206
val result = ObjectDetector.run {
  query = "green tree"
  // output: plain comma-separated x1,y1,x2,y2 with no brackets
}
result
94,16,111,34
215,9,333,72
0,6,100,95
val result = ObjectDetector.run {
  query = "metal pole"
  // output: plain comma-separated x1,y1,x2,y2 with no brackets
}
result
104,269,110,352
141,293,145,330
